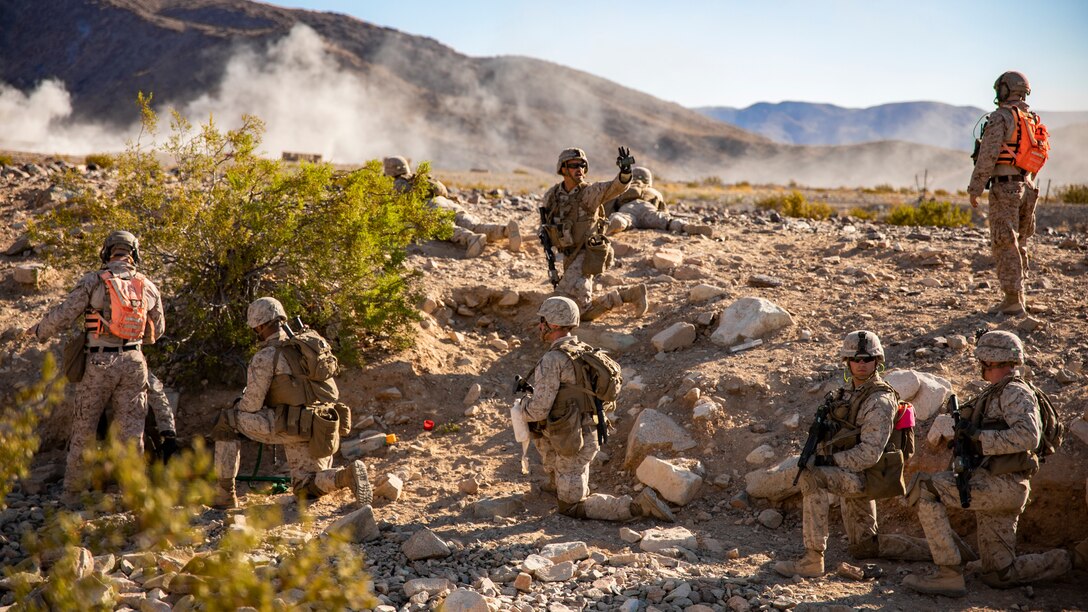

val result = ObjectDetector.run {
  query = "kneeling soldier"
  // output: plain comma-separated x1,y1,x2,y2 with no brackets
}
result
210,297,371,510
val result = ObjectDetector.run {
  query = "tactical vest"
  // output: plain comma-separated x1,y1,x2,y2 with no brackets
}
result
825,377,910,499
541,339,604,457
263,336,342,459
264,338,339,408
959,375,1040,477
543,183,603,259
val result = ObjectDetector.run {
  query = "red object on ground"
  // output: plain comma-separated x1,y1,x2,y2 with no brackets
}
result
423,420,435,431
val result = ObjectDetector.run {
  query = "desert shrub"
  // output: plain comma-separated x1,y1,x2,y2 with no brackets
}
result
885,200,972,227
1060,183,1088,204
934,188,949,197
863,183,896,194
30,94,452,383
756,190,834,220
1,355,66,507
847,207,878,221
700,176,724,187
83,153,114,169
0,153,13,167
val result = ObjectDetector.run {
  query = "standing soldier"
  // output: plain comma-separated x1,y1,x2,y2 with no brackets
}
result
209,297,372,514
383,156,520,257
775,331,931,578
26,230,165,506
604,166,713,237
903,331,1071,596
524,296,674,522
540,148,649,321
968,71,1047,316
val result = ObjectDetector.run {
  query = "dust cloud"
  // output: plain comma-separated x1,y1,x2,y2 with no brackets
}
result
0,79,134,155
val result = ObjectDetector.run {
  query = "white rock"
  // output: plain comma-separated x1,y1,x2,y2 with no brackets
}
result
463,383,482,405
758,508,784,529
639,526,697,553
619,527,642,543
710,297,795,347
744,455,801,501
745,444,776,465
927,413,955,448
497,291,520,306
324,505,380,542
535,560,574,582
539,541,589,564
651,322,697,352
375,474,404,501
689,284,725,302
692,396,721,420
1071,418,1088,447
440,588,489,612
653,248,684,270
636,456,704,506
885,369,952,421
402,528,451,561
489,338,509,351
521,554,553,574
403,577,452,598
13,263,44,286
624,408,697,468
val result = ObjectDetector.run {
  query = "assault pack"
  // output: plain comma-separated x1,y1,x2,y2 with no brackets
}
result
86,270,150,340
556,339,623,409
274,318,340,405
1028,381,1065,460
973,106,1050,174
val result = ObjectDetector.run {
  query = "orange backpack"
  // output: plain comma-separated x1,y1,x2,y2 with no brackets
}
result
89,271,150,341
997,106,1049,174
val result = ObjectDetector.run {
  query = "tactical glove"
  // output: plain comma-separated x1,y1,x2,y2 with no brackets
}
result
160,430,179,463
616,147,634,174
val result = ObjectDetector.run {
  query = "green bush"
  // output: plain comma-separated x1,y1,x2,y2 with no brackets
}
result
30,94,452,383
863,183,896,194
756,190,834,220
847,207,878,221
1060,183,1088,204
1,355,65,507
885,200,972,227
0,153,13,167
83,153,114,169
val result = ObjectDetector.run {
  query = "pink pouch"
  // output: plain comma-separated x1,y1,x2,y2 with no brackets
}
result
895,402,916,430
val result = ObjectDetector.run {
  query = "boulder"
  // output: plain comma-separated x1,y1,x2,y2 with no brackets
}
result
535,560,574,582
651,322,697,352
624,409,697,468
639,526,697,553
440,589,489,612
13,263,44,286
463,383,482,405
744,455,801,501
745,444,776,465
885,369,952,421
470,495,524,519
374,474,404,501
653,248,684,270
324,505,380,542
758,509,783,529
689,284,726,302
402,528,451,561
539,541,589,564
692,396,721,420
635,456,703,506
710,297,794,347
577,328,639,353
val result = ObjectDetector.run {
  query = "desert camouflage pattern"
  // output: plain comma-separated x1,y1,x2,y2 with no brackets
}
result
610,201,672,233
975,330,1025,364
839,330,885,360
147,371,175,432
914,375,1067,581
538,296,580,327
968,102,1034,196
542,174,629,256
434,196,510,242
800,378,897,551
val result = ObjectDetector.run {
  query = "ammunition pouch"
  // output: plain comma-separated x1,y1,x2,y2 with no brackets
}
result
333,402,352,437
545,390,585,457
862,449,906,500
984,451,1039,477
273,404,314,439
309,404,341,459
210,408,242,441
544,223,573,250
582,234,614,276
62,333,87,384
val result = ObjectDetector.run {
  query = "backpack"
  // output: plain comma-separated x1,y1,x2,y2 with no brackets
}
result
1027,381,1065,460
275,328,340,405
999,107,1050,174
557,340,623,409
93,270,149,340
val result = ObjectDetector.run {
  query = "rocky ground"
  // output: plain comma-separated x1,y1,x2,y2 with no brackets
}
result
2,158,1087,611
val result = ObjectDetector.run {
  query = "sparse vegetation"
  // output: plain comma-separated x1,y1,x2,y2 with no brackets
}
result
83,153,114,169
847,207,879,221
30,95,452,383
1,355,65,507
934,188,949,197
434,422,461,436
755,190,834,220
885,200,972,227
0,154,13,167
1059,183,1088,204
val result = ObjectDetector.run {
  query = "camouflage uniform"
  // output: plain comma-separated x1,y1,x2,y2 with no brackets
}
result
605,181,711,237
147,371,175,433
911,376,1070,587
33,259,164,499
214,328,345,497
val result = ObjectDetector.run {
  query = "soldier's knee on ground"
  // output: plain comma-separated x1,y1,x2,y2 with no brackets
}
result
210,408,242,441
557,499,588,519
294,475,326,501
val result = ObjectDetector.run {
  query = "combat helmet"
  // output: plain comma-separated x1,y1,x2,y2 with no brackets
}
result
383,156,411,178
631,166,653,186
537,296,580,328
556,148,589,174
975,330,1025,364
247,297,287,329
839,330,884,361
99,230,141,265
994,71,1030,102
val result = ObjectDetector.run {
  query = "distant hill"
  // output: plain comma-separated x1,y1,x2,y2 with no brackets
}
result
0,0,1079,188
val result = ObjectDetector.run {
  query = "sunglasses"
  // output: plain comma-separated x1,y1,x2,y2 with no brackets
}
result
563,161,587,170
848,356,877,364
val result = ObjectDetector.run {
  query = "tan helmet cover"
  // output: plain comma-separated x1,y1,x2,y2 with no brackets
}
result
383,156,411,178
99,230,140,264
840,330,885,360
631,166,653,186
537,296,580,327
247,297,287,329
975,330,1025,363
994,71,1030,101
556,148,589,174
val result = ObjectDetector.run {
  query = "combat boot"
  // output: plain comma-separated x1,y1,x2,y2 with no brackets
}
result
902,565,966,597
334,460,372,506
618,284,649,317
995,291,1025,315
681,222,713,237
773,550,824,578
506,220,522,252
212,479,238,510
580,294,617,321
465,234,487,258
633,488,676,522
606,215,630,235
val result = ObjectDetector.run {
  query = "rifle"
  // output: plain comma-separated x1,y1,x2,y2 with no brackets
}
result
593,397,608,446
948,394,974,508
537,207,560,289
794,392,835,486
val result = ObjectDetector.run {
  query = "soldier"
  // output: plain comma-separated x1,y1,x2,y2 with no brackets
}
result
524,296,674,522
903,331,1071,596
604,167,713,237
775,331,932,578
146,371,180,462
383,156,520,257
968,71,1044,316
209,297,372,514
540,148,649,321
26,230,165,506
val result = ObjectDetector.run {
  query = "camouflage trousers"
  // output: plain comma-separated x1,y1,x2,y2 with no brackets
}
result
610,201,670,232
914,469,1065,580
989,181,1038,294
533,425,632,521
214,409,339,496
557,251,595,308
455,212,507,242
146,371,175,433
64,351,148,495
799,466,878,552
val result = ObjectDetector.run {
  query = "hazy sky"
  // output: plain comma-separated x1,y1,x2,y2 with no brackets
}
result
268,0,1088,111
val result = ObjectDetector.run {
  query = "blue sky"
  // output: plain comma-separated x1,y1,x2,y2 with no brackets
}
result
268,0,1088,111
